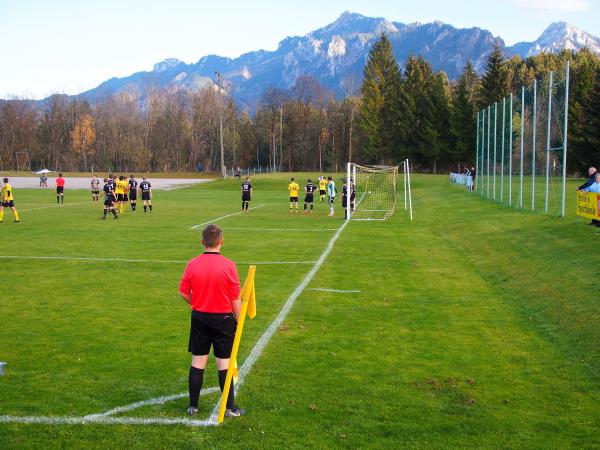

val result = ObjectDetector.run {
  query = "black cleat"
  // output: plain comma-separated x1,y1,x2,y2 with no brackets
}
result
186,406,198,416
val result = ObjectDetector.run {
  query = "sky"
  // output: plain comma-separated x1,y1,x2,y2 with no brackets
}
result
1,0,598,99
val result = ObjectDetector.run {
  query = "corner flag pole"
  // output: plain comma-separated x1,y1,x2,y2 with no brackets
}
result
217,265,256,424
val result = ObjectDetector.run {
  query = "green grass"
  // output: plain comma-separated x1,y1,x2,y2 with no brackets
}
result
1,174,599,449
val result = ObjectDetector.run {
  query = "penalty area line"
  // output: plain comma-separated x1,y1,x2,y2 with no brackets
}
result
19,201,89,212
190,204,267,230
209,218,350,422
0,255,314,266
308,288,361,293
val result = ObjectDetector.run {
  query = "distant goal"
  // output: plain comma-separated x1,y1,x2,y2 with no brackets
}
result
346,161,413,221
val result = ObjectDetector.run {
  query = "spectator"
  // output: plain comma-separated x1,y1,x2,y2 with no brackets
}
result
577,167,597,191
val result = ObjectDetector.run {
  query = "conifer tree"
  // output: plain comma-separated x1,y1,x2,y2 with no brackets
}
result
480,43,509,108
358,34,401,162
451,61,481,165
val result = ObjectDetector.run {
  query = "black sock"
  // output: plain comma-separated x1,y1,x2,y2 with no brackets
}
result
61,196,64,203
112,209,117,217
310,204,313,210
304,203,307,210
144,205,147,212
218,369,235,409
242,201,245,210
189,366,204,408
103,208,107,217
245,202,249,211
57,196,59,203
149,204,152,211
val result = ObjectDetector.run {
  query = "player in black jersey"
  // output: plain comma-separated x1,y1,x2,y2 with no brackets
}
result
241,176,252,212
101,178,118,220
107,174,116,192
128,175,138,212
304,179,317,213
350,178,356,212
342,178,349,219
139,177,152,212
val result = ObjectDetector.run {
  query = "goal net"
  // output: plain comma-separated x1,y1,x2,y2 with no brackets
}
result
347,161,412,221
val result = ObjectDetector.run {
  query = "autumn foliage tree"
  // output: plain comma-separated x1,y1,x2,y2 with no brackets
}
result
70,113,96,171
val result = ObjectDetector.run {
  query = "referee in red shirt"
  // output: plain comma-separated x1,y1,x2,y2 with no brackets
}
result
179,224,245,417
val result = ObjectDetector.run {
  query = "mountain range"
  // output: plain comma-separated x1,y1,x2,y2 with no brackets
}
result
54,12,600,108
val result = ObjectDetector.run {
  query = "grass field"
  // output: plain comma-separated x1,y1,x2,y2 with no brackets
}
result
1,174,599,449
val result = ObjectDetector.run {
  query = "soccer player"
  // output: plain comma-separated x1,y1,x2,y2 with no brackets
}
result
327,176,336,216
128,175,138,212
241,176,252,212
0,178,20,223
288,177,300,213
107,174,116,192
179,224,245,417
140,177,152,212
100,177,118,220
318,176,328,202
342,178,349,219
90,175,100,202
55,173,65,203
115,176,127,213
350,178,356,212
304,178,316,213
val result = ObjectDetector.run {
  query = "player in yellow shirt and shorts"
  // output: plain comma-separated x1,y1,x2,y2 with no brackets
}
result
0,178,20,223
288,177,300,213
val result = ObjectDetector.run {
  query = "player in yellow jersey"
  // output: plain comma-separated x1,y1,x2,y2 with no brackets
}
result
288,177,300,213
0,177,20,223
115,176,127,213
318,176,328,202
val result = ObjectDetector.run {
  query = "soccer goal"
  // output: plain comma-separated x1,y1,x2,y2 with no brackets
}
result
346,160,413,221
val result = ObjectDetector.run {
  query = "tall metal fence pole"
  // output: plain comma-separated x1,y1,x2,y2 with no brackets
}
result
501,97,506,203
519,86,525,208
531,78,537,211
487,105,491,197
493,102,498,200
509,93,513,206
476,111,480,192
561,60,570,217
481,109,486,192
545,71,553,213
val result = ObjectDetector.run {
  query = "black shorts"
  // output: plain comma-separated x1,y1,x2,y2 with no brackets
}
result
242,192,251,202
304,194,314,203
117,193,125,202
290,196,298,202
92,190,99,194
141,192,151,201
2,200,15,208
104,198,114,206
188,311,236,358
342,197,348,208
129,191,137,201
56,186,64,194
319,190,326,196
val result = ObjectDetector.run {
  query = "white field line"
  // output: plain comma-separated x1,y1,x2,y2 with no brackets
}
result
224,227,339,232
19,201,89,212
308,288,361,293
85,387,220,419
209,219,350,422
0,212,349,427
0,415,217,427
190,204,267,230
0,255,314,266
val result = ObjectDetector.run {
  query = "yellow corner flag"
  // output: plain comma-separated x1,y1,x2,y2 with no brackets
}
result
218,266,256,424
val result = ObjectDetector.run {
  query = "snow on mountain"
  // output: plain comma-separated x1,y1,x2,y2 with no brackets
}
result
509,22,600,57
62,13,600,109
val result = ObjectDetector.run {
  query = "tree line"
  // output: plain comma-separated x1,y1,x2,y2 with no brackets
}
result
0,35,598,174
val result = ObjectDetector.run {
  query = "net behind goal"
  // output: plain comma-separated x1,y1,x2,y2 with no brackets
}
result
347,161,412,221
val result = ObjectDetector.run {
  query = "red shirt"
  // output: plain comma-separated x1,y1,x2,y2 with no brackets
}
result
179,252,241,313
55,177,65,187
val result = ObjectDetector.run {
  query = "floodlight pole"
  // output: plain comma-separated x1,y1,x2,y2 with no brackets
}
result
545,71,553,213
406,159,413,221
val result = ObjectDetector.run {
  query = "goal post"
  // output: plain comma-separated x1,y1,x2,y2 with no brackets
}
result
346,161,413,221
